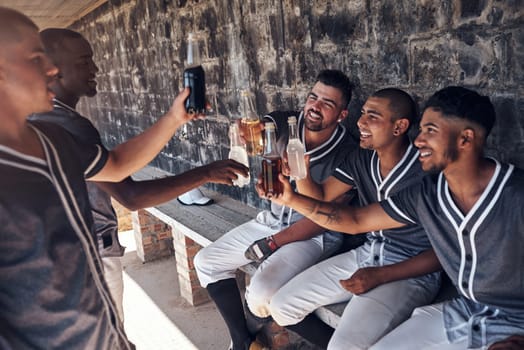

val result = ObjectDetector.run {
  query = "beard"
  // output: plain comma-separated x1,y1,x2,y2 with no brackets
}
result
424,142,459,174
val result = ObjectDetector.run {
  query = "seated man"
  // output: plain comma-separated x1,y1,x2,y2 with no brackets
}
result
263,88,442,349
194,70,358,350
266,86,524,349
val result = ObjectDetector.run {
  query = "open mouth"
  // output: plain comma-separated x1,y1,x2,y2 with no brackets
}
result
419,150,432,160
359,130,371,139
307,110,322,121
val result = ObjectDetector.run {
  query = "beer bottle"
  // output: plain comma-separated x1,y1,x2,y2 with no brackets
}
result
286,116,307,180
183,33,206,114
228,123,251,187
239,90,263,156
261,122,283,195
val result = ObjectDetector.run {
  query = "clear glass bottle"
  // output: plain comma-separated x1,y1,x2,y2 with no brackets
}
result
239,90,263,156
286,116,307,180
261,122,283,195
228,123,251,187
183,33,206,114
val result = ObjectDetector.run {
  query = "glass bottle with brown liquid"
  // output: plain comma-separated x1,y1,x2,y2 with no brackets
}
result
261,122,283,196
183,33,206,114
239,90,263,156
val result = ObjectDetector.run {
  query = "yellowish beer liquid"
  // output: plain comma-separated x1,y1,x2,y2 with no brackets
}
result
240,118,264,156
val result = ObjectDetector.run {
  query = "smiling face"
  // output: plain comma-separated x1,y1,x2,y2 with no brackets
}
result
357,96,401,151
0,22,58,120
415,107,461,173
302,81,348,133
50,35,99,99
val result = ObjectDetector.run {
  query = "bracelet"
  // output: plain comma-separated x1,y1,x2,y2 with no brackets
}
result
267,235,279,250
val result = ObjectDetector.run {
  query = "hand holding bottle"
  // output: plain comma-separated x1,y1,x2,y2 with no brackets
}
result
228,123,251,187
163,87,205,129
256,173,295,206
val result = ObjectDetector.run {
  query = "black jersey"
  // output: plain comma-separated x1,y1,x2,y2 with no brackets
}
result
0,121,130,349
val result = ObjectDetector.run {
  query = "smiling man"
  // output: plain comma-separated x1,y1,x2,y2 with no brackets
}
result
194,70,358,350
265,86,524,350
0,7,217,349
31,28,248,323
264,88,442,349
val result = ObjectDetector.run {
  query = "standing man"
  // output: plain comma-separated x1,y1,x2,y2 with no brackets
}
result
194,70,358,350
0,7,207,349
267,88,442,349
266,86,524,349
32,28,248,322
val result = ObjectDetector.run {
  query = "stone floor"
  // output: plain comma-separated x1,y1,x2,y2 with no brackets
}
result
120,229,231,350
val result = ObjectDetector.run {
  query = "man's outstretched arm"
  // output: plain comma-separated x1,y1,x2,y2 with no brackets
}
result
89,88,201,182
261,174,405,234
97,159,249,211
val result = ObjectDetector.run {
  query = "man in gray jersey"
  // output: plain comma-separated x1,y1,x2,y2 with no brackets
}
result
0,7,210,349
31,28,248,322
194,70,358,350
264,88,442,349
266,86,524,349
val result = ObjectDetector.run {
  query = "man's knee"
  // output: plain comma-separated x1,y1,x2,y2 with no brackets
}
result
245,278,276,318
267,292,303,326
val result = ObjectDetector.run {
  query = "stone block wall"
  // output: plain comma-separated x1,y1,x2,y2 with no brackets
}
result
71,0,524,209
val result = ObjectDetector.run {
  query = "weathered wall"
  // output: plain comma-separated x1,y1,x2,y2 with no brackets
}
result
72,0,524,209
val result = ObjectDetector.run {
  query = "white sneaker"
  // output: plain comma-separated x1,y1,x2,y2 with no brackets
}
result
177,188,213,206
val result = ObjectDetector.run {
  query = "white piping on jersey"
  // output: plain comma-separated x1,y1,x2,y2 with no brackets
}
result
334,167,354,182
33,127,131,348
53,98,77,113
49,100,105,180
307,125,347,162
370,144,418,237
383,146,419,199
83,144,104,177
384,197,416,224
0,158,51,180
438,160,513,302
0,144,47,165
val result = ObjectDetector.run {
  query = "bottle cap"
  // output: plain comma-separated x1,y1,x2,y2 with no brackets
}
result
288,116,297,124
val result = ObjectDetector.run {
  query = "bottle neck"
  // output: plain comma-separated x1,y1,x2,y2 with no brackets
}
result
187,40,201,66
229,125,244,148
263,128,279,157
241,93,257,121
288,122,299,140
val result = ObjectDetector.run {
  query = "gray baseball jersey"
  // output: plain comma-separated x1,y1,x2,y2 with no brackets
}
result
381,160,524,347
333,144,436,263
0,121,131,349
30,100,125,258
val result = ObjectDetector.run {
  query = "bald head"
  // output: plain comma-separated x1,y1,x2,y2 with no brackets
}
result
40,28,85,63
0,7,38,46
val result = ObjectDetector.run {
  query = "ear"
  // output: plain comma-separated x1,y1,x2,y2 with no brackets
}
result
459,128,475,148
393,118,410,136
337,109,349,122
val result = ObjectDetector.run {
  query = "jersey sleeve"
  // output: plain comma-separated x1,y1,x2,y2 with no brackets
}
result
68,137,109,179
379,183,420,225
332,148,358,187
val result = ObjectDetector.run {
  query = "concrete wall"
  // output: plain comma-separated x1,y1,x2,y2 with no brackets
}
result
72,0,524,209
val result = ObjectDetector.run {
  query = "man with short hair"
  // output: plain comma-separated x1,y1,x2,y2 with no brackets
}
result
194,69,358,350
32,28,248,321
0,7,215,349
265,88,442,349
266,86,524,349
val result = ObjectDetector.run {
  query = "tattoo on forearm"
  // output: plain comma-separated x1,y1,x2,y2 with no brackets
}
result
309,203,340,225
